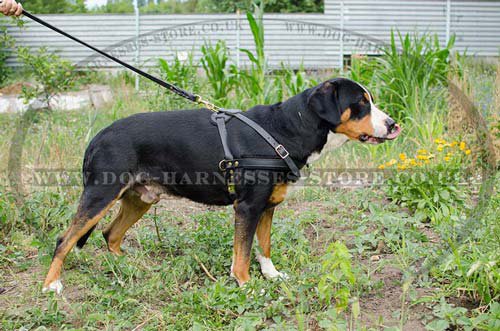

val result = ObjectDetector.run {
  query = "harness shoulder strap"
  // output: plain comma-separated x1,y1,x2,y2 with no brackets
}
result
226,110,301,179
213,113,234,161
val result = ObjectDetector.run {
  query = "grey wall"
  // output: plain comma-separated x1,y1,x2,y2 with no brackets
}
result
3,0,499,70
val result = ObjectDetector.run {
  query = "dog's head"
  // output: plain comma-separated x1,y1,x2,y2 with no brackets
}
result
308,78,401,144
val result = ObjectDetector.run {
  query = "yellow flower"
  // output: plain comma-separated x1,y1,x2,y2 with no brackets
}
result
399,153,407,161
444,156,451,162
409,159,417,166
378,164,385,169
417,149,428,154
459,142,466,151
434,138,446,144
397,164,407,170
451,141,458,147
424,160,430,164
437,145,444,152
386,159,397,167
465,149,471,155
417,154,434,160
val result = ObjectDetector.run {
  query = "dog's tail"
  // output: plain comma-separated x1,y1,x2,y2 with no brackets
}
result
76,225,97,249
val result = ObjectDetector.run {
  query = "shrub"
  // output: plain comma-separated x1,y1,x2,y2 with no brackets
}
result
158,52,197,90
0,18,23,86
0,26,14,86
382,138,472,222
155,52,198,110
17,46,77,109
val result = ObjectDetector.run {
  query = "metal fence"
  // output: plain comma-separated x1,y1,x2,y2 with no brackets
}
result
3,0,499,70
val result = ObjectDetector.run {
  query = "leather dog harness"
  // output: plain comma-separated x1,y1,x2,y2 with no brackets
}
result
211,109,301,199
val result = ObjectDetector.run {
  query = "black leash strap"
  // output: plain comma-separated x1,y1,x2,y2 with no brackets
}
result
21,10,220,111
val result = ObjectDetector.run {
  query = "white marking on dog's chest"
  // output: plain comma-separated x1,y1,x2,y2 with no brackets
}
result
307,132,349,164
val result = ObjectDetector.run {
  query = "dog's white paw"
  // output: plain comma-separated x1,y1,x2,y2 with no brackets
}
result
257,255,288,280
42,279,63,294
263,269,289,280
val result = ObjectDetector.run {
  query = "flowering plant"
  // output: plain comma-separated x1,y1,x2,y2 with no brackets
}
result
382,139,472,222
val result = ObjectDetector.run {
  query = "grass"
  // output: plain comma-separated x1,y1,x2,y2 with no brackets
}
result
0,21,499,330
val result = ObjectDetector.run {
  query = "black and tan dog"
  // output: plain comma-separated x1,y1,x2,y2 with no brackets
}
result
42,78,401,293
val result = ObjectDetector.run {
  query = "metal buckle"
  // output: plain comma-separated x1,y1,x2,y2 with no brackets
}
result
275,145,289,159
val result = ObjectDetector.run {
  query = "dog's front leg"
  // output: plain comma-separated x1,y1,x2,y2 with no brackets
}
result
231,199,266,286
255,208,288,280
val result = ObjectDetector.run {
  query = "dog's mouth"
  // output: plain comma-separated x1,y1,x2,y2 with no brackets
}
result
359,124,402,144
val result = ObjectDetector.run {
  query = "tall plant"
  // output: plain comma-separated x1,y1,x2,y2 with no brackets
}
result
377,31,455,123
200,40,235,106
239,2,276,105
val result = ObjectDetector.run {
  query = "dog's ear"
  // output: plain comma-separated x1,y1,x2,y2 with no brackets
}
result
307,80,342,128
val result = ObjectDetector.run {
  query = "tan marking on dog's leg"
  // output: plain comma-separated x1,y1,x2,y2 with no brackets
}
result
256,208,274,258
255,208,288,280
231,204,260,287
232,239,251,286
268,183,288,206
103,192,151,255
42,194,122,292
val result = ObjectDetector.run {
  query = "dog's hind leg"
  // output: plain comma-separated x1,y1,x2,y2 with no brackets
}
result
42,184,125,294
102,190,152,255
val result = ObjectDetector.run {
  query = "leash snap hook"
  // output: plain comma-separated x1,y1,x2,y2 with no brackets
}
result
195,94,220,113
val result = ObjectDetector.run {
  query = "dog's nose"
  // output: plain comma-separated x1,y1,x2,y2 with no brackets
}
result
385,118,396,133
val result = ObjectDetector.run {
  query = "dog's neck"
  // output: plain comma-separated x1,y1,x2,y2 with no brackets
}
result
266,90,333,165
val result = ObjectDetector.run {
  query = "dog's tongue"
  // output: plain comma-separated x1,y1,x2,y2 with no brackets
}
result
386,124,402,140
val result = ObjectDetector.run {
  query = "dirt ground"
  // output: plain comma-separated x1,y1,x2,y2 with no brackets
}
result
1,192,446,330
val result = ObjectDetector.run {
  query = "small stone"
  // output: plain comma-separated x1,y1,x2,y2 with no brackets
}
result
370,255,380,262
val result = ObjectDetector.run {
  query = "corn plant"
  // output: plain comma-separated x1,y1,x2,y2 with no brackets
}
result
200,40,236,107
238,2,276,105
274,63,317,100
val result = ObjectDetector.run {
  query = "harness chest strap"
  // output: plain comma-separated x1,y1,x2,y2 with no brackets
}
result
212,110,301,198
